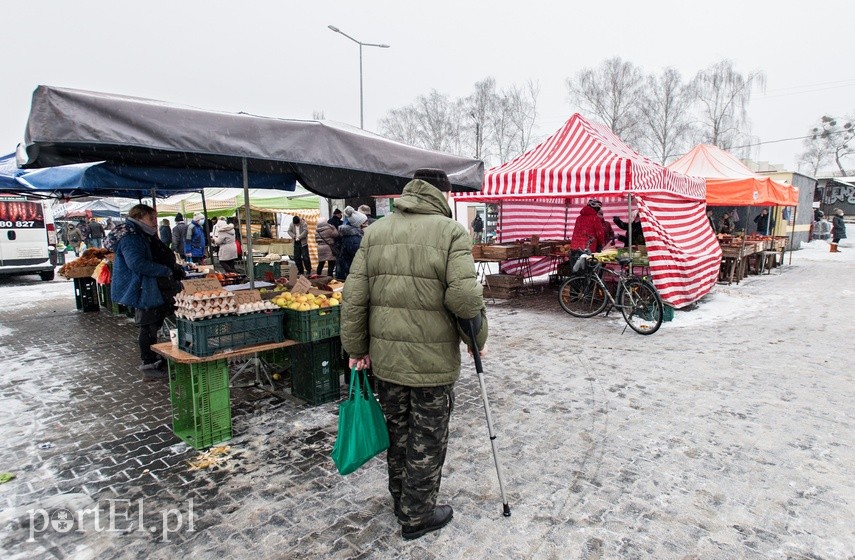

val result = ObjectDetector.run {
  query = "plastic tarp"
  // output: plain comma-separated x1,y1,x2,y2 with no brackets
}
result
155,188,319,216
2,152,295,198
668,144,798,206
19,86,484,198
55,199,121,218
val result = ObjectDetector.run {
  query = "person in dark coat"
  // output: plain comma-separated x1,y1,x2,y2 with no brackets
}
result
717,212,735,235
65,223,83,255
706,209,716,232
570,199,605,251
614,211,645,246
171,213,188,257
111,204,185,380
88,218,106,249
159,219,172,248
471,214,484,243
328,208,343,228
753,209,775,235
335,207,368,280
831,208,847,252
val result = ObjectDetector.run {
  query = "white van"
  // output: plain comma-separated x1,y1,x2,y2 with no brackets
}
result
0,196,57,281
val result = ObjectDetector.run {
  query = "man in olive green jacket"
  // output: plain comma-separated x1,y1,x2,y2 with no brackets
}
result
341,169,488,540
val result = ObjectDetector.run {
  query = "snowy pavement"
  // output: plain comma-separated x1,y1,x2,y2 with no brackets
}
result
0,236,853,559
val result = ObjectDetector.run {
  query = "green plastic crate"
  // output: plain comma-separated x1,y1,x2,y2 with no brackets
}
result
283,306,340,343
289,339,345,405
253,262,281,282
97,283,112,309
168,360,232,449
177,311,285,357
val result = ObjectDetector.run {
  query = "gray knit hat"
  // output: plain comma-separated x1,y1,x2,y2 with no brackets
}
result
344,206,368,227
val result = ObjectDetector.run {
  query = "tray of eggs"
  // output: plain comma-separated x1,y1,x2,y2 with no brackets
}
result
174,289,238,321
235,300,280,315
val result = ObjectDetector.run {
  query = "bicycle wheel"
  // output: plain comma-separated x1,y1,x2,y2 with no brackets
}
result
558,274,608,318
618,278,664,335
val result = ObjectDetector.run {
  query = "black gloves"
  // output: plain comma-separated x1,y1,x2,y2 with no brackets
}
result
457,314,482,337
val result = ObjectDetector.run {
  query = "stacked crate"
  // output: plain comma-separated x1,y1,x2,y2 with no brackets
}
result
283,305,344,405
168,361,231,449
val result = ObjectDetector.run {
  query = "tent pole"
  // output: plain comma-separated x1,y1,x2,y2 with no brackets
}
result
150,188,157,214
243,158,255,288
200,189,211,263
788,205,797,266
627,194,633,248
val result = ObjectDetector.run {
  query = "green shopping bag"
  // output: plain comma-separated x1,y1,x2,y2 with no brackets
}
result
331,368,390,475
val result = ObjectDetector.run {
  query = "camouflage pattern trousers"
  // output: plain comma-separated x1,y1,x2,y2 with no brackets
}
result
375,379,454,527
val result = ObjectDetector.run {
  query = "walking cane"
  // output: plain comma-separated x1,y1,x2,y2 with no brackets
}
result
466,319,511,517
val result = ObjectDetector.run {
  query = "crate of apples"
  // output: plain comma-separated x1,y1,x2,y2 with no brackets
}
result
271,291,341,311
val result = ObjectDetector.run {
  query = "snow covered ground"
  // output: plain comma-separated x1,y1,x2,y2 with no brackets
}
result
0,228,853,559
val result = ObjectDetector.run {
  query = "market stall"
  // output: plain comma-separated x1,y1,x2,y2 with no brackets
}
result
454,113,720,309
668,144,800,281
15,85,486,448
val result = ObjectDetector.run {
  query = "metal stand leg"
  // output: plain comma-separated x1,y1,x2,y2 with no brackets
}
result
230,352,276,390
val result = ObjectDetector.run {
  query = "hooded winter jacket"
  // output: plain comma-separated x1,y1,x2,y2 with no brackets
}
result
110,221,173,309
340,179,488,387
335,224,364,280
185,220,206,258
315,220,339,262
571,206,605,251
215,223,238,261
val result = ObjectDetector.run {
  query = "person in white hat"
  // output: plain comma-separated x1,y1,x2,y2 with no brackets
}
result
185,212,207,263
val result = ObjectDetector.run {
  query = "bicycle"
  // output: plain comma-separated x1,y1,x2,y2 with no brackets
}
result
557,249,664,335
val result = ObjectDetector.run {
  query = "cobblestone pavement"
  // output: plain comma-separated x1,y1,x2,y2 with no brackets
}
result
0,256,853,559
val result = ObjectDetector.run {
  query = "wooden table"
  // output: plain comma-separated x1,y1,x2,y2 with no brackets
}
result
152,340,299,364
152,340,301,449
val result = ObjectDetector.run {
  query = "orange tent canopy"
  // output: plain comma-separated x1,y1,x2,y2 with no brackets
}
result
669,144,798,206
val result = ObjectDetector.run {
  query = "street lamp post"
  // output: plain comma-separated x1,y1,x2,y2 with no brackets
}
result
328,25,389,129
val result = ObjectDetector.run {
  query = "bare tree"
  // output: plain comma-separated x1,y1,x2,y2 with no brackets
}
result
566,57,645,147
380,78,539,167
507,80,540,157
690,60,765,150
638,68,695,164
378,90,457,152
797,133,833,176
801,115,855,176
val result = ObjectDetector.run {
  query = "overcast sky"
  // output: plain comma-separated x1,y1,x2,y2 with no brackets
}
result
2,1,853,172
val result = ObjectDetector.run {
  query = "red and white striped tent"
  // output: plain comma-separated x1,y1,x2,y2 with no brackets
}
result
454,113,721,308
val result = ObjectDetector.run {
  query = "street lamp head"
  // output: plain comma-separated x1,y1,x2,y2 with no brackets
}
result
379,44,390,48
328,25,340,32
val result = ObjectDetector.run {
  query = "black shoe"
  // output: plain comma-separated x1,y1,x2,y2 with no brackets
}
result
401,505,453,540
142,368,168,382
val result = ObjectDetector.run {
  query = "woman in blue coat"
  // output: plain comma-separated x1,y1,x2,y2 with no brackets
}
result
185,212,207,263
111,204,184,380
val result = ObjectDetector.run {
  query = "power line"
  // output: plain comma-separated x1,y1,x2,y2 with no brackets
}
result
730,128,850,150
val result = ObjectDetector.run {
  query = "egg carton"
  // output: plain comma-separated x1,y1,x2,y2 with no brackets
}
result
235,301,279,315
175,306,239,321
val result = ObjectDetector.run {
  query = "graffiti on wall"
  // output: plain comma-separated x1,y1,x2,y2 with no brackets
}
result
825,184,855,205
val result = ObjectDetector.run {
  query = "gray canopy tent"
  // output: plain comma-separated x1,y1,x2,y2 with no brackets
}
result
18,85,485,283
